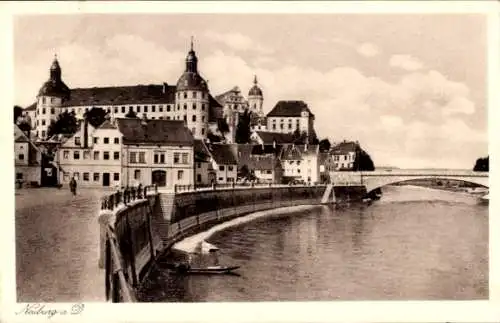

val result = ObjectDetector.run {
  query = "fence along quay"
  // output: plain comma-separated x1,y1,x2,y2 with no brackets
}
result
98,183,327,302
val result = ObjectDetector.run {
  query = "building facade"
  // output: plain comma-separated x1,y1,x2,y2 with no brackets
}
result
266,100,315,136
330,141,358,171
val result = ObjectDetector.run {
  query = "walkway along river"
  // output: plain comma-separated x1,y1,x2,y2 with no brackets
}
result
137,185,488,301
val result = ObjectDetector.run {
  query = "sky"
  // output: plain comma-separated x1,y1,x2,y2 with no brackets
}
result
13,14,488,169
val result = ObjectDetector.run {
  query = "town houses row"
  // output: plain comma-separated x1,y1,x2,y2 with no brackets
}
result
14,39,361,188
15,116,359,189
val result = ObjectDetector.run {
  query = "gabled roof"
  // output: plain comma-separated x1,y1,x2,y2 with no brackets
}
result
116,118,194,146
250,155,277,170
267,100,314,118
251,144,283,157
24,102,37,111
281,144,319,160
254,131,294,145
331,141,358,155
209,144,238,165
61,84,176,107
98,119,118,130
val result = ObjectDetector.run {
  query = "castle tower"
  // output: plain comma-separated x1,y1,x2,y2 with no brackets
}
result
36,55,70,139
248,75,263,116
175,38,210,140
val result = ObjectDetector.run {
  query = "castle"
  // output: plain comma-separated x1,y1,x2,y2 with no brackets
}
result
22,40,267,144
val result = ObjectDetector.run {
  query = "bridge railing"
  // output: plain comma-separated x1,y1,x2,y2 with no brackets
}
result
174,182,325,193
101,185,158,211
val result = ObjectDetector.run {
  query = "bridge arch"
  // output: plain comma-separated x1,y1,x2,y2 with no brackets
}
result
363,175,489,193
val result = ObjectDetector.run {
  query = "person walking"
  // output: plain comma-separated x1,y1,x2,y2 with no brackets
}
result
69,177,77,196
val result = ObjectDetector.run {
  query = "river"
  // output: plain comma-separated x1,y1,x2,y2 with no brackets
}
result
138,185,488,301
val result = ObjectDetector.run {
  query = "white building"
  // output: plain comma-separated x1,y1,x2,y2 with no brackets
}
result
14,125,42,186
280,144,320,184
330,141,358,170
209,144,238,184
266,100,315,136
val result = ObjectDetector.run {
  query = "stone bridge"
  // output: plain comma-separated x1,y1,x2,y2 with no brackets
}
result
330,169,489,193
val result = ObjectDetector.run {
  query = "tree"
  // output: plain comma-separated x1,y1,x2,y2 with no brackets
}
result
235,109,252,144
238,164,256,181
217,118,230,134
14,105,23,123
207,130,223,143
353,145,375,171
473,156,489,172
85,107,108,127
319,138,331,152
47,111,78,138
125,109,138,118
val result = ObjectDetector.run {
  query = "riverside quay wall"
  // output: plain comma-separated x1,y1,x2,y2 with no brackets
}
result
98,184,326,302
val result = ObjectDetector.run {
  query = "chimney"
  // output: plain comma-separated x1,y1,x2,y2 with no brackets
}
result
273,140,276,149
83,116,89,148
162,82,168,94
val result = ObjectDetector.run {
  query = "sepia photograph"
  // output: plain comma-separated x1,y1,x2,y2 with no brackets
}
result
2,1,499,323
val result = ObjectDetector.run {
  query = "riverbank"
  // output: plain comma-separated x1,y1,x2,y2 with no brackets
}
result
171,204,324,254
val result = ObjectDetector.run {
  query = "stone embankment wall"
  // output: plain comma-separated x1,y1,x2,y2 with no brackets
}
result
99,185,326,301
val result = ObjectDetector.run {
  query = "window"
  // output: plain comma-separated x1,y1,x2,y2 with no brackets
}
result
113,152,120,160
192,115,197,122
114,107,118,113
74,137,81,146
18,154,24,160
139,152,145,163
177,170,184,180
42,108,46,114
197,162,201,168
63,150,69,159
201,116,205,122
154,152,166,164
272,124,276,130
121,106,125,113
201,128,205,135
93,151,99,160
73,172,80,180
63,173,69,181
227,178,234,183
42,97,46,104
219,165,224,171
166,116,171,120
218,177,224,181
192,127,196,134
288,123,292,129
192,103,196,110
228,166,234,171
144,106,148,113
83,172,90,181
193,91,197,98
280,124,284,130
74,151,80,160
129,152,137,163
167,106,171,112
152,105,156,112
183,92,187,99
83,151,90,160
151,117,156,120
182,153,188,164
183,115,187,122
42,130,46,137
266,170,272,174
202,104,205,111
177,104,180,111
134,170,141,180
159,106,163,112
114,137,119,144
104,137,109,144
50,108,55,114
197,174,202,182
183,104,187,110
103,152,109,160
113,173,120,181
137,106,141,113
93,173,100,181
174,152,180,164
16,172,23,180
94,137,98,144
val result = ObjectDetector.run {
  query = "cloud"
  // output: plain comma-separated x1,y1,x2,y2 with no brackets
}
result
357,42,380,57
390,54,424,71
204,31,273,54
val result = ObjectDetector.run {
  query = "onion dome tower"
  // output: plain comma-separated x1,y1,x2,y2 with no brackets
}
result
36,55,71,139
248,75,263,116
175,37,210,139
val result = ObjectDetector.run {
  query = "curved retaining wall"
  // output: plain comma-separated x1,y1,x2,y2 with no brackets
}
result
100,185,326,301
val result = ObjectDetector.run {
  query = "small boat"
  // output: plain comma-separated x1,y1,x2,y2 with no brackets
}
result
180,265,241,275
171,241,240,275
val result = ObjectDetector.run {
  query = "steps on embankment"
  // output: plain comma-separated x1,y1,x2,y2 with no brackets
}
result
151,192,176,246
320,184,335,204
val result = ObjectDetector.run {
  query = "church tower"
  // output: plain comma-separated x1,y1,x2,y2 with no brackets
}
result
175,38,210,140
248,75,264,116
36,55,70,139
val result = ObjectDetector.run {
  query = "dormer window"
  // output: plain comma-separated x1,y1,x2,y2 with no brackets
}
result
74,137,81,146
